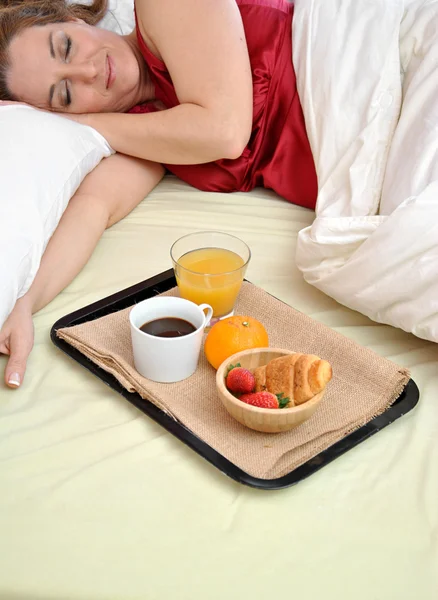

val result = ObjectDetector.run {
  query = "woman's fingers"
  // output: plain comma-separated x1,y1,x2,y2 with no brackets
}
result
0,338,10,356
1,302,35,389
4,327,34,388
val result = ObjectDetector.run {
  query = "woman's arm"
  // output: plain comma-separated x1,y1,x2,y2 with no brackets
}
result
72,0,253,165
0,153,164,388
24,153,164,312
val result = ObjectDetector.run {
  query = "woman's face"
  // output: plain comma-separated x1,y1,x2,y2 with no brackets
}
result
7,21,148,113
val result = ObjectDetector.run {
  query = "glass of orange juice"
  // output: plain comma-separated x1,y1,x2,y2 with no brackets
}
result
170,231,251,320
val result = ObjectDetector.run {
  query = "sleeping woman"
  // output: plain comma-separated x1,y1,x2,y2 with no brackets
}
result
0,0,317,388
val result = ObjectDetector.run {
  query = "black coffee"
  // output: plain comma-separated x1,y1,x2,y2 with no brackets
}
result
139,317,196,338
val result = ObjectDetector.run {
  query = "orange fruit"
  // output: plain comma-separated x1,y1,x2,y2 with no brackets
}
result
204,315,269,370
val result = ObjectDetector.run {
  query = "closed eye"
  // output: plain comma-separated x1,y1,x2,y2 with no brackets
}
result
65,36,72,61
64,82,71,107
63,36,72,107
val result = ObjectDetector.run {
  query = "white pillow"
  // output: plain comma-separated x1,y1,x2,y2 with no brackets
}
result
0,1,136,329
0,107,112,328
67,0,135,34
97,0,135,35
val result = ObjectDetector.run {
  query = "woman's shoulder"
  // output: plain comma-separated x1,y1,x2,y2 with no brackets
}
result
133,1,164,62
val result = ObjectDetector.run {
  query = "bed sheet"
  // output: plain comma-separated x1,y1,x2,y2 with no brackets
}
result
0,177,437,600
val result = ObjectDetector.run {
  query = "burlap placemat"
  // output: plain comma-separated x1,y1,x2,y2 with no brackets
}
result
57,283,410,479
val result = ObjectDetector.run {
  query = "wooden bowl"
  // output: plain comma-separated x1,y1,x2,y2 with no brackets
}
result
216,348,325,433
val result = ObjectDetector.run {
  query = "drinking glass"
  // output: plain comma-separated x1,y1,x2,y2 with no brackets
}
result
170,231,251,320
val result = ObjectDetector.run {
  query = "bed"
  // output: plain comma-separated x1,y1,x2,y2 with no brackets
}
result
0,176,437,600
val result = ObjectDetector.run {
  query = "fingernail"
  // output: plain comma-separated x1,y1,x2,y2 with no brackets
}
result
8,373,21,387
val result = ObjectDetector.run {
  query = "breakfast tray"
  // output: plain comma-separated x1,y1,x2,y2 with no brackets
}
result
50,269,419,490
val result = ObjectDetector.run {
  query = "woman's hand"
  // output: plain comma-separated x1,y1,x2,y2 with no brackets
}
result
0,297,34,389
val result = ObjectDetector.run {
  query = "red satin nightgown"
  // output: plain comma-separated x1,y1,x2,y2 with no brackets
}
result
130,0,317,209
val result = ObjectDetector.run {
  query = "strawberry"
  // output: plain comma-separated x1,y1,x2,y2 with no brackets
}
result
239,392,290,409
226,365,255,395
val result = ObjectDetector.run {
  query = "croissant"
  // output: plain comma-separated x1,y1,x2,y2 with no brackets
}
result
253,353,332,406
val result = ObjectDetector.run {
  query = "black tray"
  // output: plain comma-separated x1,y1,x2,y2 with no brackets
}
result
51,269,419,490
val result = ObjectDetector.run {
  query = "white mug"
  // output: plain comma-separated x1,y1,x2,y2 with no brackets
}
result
129,297,213,383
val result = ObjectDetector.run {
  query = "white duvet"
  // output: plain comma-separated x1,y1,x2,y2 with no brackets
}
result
292,0,438,343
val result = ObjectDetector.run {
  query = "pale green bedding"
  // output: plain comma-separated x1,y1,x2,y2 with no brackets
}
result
0,176,437,600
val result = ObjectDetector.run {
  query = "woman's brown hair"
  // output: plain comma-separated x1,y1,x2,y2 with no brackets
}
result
0,0,108,99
